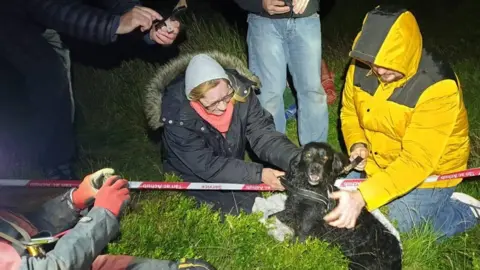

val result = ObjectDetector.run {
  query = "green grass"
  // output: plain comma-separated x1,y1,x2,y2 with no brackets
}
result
71,2,480,269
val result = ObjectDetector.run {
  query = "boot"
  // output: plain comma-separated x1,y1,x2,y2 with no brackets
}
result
321,59,337,105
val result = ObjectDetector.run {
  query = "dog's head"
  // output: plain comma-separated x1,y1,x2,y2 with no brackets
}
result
289,142,350,188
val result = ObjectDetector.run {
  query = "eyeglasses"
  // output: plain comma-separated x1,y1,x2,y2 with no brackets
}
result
203,90,235,111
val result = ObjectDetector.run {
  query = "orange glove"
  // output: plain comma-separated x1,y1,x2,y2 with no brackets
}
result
72,168,116,209
94,177,130,217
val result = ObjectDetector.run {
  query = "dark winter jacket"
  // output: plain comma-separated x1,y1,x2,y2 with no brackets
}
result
145,51,301,211
3,0,141,45
232,0,320,19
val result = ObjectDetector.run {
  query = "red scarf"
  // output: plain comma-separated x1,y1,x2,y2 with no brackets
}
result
190,101,234,137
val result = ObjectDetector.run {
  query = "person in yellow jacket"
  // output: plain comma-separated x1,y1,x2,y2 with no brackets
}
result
323,5,479,238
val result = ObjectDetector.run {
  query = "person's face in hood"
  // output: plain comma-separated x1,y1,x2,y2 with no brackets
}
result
371,65,404,83
349,6,423,83
200,79,234,115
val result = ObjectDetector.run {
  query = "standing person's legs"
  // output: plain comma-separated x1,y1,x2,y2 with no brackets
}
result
286,14,328,145
0,23,76,179
42,29,75,123
247,14,288,133
387,187,478,239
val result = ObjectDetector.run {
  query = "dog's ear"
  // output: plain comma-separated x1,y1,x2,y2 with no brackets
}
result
287,149,302,175
332,151,349,175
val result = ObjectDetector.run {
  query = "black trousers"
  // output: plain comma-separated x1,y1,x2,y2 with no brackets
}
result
0,19,75,170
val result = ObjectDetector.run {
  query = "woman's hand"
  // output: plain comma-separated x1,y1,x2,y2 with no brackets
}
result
261,168,285,191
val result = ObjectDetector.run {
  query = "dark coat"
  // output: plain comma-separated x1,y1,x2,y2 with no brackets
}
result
145,51,301,215
2,0,140,45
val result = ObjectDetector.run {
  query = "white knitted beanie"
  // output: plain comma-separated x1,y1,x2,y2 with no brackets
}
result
185,54,231,99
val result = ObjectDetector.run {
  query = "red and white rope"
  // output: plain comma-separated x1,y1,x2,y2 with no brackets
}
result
0,167,479,191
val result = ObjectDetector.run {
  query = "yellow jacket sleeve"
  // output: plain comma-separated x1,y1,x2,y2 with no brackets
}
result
340,61,368,153
358,80,461,211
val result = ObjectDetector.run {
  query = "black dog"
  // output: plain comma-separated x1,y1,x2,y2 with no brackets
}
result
274,142,402,270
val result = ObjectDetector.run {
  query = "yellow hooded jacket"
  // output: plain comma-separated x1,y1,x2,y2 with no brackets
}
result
340,6,470,211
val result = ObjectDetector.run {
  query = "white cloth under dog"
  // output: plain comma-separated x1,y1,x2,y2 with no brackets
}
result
252,194,403,249
252,194,294,242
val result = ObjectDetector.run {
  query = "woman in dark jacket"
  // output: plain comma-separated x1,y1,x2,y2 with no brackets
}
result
145,52,301,215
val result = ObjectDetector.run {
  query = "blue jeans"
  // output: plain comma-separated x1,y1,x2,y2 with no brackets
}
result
346,171,478,239
247,13,328,145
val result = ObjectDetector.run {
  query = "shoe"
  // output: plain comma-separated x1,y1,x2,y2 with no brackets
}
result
177,258,217,270
45,163,78,180
451,192,480,218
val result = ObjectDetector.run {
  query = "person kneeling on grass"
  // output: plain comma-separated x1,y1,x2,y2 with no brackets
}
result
323,5,479,240
144,52,302,215
0,168,216,270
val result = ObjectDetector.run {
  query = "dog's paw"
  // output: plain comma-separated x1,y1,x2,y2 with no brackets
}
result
297,234,309,244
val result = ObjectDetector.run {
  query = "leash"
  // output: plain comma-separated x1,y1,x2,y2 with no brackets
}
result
277,156,364,205
338,156,364,175
278,176,330,205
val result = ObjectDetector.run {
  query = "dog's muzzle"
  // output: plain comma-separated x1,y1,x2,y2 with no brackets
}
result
307,163,323,186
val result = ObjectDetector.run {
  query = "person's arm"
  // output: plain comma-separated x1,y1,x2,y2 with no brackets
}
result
23,190,84,235
232,0,264,13
24,0,138,45
244,93,301,172
358,79,462,211
25,0,123,44
19,207,120,270
163,125,263,184
340,61,369,154
24,168,119,234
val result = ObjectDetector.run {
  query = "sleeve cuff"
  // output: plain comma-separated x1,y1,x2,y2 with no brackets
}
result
109,15,121,43
346,138,368,154
357,173,390,211
349,142,368,153
250,163,264,184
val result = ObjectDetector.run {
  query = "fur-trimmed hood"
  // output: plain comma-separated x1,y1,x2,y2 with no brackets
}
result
144,51,261,130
